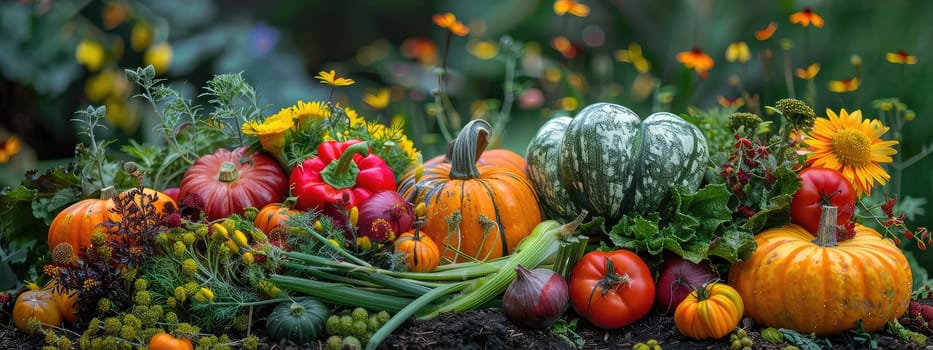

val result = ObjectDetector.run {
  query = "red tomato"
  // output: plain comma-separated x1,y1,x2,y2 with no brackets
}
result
790,167,856,234
569,249,655,329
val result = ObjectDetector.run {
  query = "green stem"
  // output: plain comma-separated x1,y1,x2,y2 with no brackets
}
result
366,282,467,350
320,141,369,189
448,119,492,179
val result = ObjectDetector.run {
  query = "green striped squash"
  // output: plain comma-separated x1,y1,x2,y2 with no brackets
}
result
526,102,709,221
266,297,330,344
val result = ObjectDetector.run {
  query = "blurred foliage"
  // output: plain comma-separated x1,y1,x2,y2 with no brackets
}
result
2,0,933,287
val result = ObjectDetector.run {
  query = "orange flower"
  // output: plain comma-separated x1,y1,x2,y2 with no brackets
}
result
886,50,917,65
677,47,714,77
553,0,590,17
795,63,820,80
828,77,860,93
0,135,21,163
755,22,777,40
432,12,469,36
551,36,578,58
718,96,745,108
790,7,824,28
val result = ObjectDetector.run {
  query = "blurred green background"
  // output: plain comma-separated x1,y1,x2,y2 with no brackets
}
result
1,0,932,269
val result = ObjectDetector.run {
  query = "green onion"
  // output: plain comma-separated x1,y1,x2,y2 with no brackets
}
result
269,274,413,313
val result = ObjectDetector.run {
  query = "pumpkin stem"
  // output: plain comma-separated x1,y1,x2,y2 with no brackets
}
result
218,162,240,182
321,141,369,189
813,205,839,247
448,119,492,180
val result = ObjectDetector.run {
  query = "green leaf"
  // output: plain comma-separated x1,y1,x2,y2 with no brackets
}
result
745,166,800,233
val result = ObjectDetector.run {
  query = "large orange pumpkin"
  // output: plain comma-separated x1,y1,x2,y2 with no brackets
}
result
728,205,912,336
398,119,542,262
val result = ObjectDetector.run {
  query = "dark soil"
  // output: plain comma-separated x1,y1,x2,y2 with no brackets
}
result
3,303,931,350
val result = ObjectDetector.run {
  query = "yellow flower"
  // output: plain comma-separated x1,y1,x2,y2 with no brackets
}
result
790,7,824,28
85,70,115,103
805,109,899,196
558,96,578,111
362,88,391,109
755,22,777,41
76,40,107,72
795,63,820,80
725,42,751,63
315,70,355,87
291,100,330,126
677,47,714,78
553,0,590,17
432,12,470,36
144,42,173,75
614,42,651,73
242,111,294,156
828,77,860,93
717,96,745,108
467,39,499,60
886,50,917,65
130,22,154,52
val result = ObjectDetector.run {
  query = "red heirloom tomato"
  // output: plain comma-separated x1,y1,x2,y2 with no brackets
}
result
569,249,655,329
180,147,288,221
790,167,856,234
290,139,396,211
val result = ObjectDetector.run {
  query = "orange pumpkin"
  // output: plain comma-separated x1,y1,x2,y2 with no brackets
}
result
254,200,300,235
398,119,542,262
149,333,193,350
673,282,744,340
394,226,440,272
45,281,78,324
728,206,912,336
47,186,118,254
13,289,62,333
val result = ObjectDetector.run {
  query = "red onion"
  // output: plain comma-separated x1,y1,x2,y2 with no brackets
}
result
355,191,414,242
655,256,716,314
503,265,569,328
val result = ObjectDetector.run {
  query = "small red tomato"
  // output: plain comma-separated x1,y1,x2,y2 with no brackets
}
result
790,167,856,234
569,249,655,329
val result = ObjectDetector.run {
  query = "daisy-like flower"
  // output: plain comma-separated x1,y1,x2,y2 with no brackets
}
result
755,22,777,41
795,63,820,80
291,100,330,127
805,108,899,196
725,42,751,63
76,40,107,72
0,135,21,163
553,0,590,17
790,7,824,28
242,110,294,156
718,96,745,108
315,70,355,87
432,12,469,36
677,47,714,78
828,77,860,93
886,50,917,65
614,42,651,73
363,88,391,109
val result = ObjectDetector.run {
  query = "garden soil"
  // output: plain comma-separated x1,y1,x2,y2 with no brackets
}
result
2,304,930,350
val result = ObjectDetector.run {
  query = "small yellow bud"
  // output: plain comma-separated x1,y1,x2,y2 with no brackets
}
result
349,206,359,228
212,223,229,239
173,241,186,258
267,286,281,298
182,232,197,246
356,236,374,251
414,163,424,182
414,202,426,218
329,239,341,247
174,286,187,303
182,259,198,276
221,219,236,234
233,230,249,247
225,239,240,253
241,252,255,265
249,228,268,243
195,287,215,302
314,220,324,232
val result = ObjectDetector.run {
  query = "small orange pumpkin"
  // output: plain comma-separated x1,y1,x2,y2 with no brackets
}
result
728,205,912,336
395,226,440,273
13,289,62,333
254,199,300,235
149,333,193,350
673,282,744,340
47,186,118,254
398,120,542,262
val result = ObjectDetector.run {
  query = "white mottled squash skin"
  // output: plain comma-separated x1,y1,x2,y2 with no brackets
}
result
525,103,709,221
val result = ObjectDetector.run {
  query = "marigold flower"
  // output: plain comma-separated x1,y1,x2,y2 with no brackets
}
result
315,70,356,87
400,37,438,65
432,12,469,36
828,77,860,93
718,96,745,108
553,0,590,17
677,47,714,78
0,135,21,163
795,63,820,80
144,42,173,75
755,22,777,40
805,109,898,196
886,50,917,65
790,7,824,28
550,36,578,58
76,40,107,72
725,42,751,63
362,88,391,109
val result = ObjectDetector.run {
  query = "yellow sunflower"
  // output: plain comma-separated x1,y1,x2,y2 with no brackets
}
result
291,100,330,127
242,110,294,157
805,108,899,196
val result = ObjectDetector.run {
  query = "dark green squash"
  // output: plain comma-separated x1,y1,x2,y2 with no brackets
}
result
266,297,330,344
526,102,709,221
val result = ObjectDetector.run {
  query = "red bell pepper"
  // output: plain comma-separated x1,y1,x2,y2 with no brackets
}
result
290,139,396,211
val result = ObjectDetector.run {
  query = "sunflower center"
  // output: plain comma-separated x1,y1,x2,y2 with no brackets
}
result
831,128,872,166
